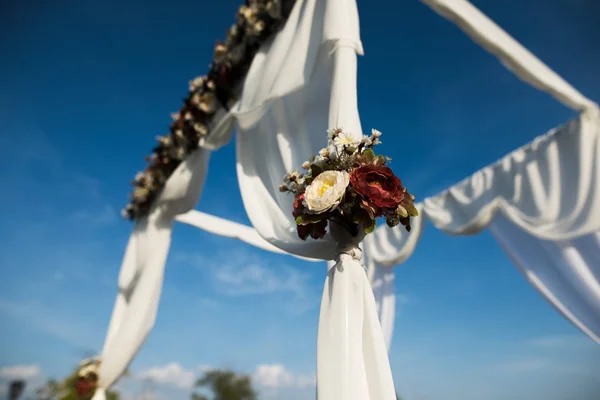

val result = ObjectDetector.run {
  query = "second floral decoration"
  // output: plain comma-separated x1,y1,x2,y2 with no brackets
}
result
280,128,419,240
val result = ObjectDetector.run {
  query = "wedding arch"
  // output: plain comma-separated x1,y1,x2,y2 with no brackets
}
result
89,0,600,399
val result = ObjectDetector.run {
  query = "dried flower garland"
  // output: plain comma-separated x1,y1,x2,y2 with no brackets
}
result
280,129,419,240
123,0,296,220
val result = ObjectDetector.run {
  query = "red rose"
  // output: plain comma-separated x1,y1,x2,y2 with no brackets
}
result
293,193,305,218
293,193,328,240
297,219,328,240
350,165,404,210
75,378,96,399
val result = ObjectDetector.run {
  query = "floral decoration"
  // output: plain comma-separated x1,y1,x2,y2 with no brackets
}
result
74,358,101,399
123,0,297,220
280,128,418,240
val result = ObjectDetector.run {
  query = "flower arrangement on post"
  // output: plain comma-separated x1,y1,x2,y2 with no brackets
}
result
280,128,418,240
73,358,101,399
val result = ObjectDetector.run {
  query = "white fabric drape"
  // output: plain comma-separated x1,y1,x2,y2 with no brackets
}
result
231,0,396,397
489,214,600,343
235,0,363,261
424,111,600,238
93,149,212,399
318,226,396,400
175,210,321,262
420,0,598,113
366,259,396,351
367,105,600,346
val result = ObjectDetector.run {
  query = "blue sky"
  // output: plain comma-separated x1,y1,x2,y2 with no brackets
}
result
1,0,600,399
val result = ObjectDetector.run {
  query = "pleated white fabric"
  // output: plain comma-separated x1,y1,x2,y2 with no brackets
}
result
367,108,600,347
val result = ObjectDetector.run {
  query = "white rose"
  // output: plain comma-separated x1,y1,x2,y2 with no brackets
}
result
303,170,349,213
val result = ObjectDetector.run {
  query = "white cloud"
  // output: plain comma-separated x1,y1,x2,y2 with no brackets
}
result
135,363,315,395
178,249,319,314
527,334,594,349
136,363,205,389
499,358,549,372
214,263,308,297
396,293,411,308
0,364,42,380
70,203,117,226
253,364,315,389
0,299,95,349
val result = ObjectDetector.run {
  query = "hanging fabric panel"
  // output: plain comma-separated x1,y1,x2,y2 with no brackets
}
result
234,0,363,261
232,0,397,397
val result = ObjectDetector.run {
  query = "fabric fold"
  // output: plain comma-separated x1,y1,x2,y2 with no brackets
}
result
422,112,600,239
174,210,321,262
235,0,363,260
420,0,598,113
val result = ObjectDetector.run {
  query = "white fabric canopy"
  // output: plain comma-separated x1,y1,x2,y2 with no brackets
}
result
95,0,397,399
94,0,600,399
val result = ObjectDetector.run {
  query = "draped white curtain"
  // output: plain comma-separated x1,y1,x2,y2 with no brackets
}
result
231,0,396,396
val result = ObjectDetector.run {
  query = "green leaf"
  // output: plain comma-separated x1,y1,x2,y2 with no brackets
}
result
373,155,386,165
363,218,376,234
310,164,323,178
295,215,311,226
406,202,419,216
295,214,323,226
361,148,375,161
396,204,408,218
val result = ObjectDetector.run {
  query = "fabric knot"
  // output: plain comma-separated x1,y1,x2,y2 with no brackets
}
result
337,244,362,261
329,220,365,262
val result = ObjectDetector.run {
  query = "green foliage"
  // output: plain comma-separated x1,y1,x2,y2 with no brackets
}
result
191,369,256,400
36,371,120,400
